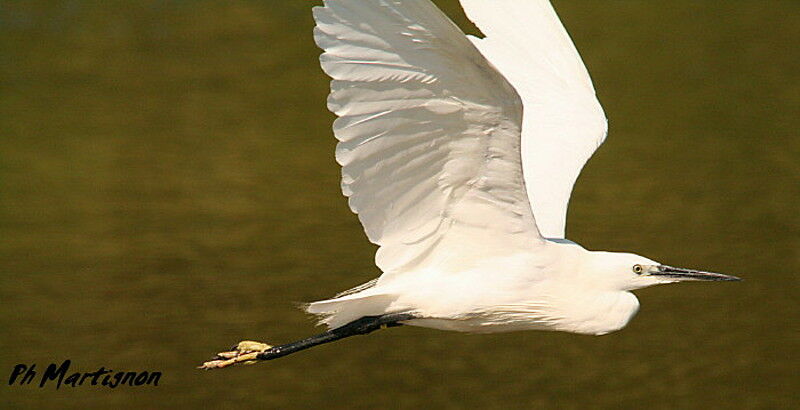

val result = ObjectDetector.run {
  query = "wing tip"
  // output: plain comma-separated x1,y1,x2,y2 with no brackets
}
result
311,3,334,26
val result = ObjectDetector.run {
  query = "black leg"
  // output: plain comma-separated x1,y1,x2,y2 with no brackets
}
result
255,313,416,361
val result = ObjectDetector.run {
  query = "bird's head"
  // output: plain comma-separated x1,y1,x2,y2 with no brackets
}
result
588,251,741,291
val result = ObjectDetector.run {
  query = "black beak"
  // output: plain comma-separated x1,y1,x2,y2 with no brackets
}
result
652,265,741,282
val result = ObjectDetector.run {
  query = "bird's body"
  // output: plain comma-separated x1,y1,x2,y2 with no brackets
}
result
323,241,642,336
303,0,738,337
201,0,739,370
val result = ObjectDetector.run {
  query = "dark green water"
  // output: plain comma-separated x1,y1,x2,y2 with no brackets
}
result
1,1,797,408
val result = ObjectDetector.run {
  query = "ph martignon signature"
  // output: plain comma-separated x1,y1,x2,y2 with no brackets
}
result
8,360,161,389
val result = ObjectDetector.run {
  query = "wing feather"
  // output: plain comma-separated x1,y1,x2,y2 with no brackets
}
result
313,0,544,276
461,0,609,239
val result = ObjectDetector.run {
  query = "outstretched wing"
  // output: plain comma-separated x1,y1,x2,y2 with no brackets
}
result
313,0,544,276
461,0,609,239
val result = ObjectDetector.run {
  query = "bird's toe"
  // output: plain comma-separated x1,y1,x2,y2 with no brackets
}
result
198,340,273,370
235,340,273,353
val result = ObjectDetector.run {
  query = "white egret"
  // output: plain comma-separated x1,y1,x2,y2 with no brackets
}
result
201,0,739,369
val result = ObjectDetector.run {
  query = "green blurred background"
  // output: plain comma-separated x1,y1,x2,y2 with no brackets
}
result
1,0,797,408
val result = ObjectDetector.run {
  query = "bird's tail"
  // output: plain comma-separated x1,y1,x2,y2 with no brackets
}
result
304,281,399,329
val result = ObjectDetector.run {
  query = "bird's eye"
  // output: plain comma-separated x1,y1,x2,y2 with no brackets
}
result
633,264,644,274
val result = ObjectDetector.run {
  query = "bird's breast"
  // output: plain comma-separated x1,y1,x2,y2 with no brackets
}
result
546,290,641,335
449,290,641,335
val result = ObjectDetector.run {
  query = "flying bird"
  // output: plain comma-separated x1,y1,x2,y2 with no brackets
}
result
201,0,739,369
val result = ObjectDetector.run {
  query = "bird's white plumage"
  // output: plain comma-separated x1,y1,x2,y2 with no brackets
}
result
314,0,544,277
306,0,735,334
461,0,608,239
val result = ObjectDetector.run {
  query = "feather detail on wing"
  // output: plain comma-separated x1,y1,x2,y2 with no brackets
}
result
313,0,544,276
461,0,609,239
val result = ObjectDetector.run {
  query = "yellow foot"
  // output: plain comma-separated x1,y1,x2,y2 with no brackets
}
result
199,340,273,370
